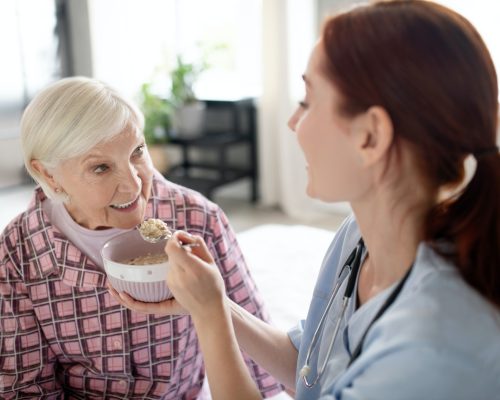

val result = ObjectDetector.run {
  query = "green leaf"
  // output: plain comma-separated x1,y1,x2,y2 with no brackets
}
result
139,83,172,144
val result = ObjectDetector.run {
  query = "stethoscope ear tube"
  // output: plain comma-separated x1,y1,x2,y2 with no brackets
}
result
344,240,364,299
347,260,414,367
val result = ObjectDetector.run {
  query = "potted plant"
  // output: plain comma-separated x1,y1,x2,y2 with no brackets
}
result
139,83,171,172
169,55,207,138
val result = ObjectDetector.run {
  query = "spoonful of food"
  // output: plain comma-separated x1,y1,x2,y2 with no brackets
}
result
137,218,198,248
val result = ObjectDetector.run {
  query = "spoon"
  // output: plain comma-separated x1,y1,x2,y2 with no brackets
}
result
137,218,199,248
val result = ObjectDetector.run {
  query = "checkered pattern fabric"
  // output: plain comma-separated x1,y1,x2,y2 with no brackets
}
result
0,175,283,399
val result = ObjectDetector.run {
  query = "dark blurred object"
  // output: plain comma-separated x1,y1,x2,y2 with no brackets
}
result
165,99,258,202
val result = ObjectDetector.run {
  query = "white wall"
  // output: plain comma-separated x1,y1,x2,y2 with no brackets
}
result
0,137,27,187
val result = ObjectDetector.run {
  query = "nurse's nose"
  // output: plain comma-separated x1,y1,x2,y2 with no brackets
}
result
288,108,300,132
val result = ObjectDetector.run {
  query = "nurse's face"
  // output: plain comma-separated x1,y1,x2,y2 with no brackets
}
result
288,41,371,203
49,126,154,230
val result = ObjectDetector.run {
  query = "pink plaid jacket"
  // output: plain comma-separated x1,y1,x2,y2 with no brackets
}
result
0,175,282,399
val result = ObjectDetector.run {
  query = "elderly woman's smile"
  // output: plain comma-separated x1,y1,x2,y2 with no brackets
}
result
46,127,154,230
110,197,139,210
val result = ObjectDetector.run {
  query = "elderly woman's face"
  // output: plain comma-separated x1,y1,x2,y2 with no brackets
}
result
51,127,154,230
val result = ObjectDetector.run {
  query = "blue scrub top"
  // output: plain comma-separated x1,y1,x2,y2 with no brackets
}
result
288,215,500,399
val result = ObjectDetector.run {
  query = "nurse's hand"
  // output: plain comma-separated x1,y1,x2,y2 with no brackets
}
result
165,230,226,321
107,284,187,315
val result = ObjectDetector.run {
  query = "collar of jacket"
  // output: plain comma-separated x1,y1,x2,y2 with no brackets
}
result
22,187,107,288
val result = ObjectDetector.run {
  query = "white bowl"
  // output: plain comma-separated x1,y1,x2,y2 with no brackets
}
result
101,229,172,302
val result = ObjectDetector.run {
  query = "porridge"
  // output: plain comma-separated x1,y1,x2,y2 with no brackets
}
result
139,218,171,241
124,253,169,265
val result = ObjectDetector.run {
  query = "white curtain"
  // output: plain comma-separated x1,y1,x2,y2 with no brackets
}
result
258,0,350,222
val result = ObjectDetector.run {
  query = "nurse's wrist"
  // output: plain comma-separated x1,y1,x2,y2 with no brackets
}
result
191,296,231,329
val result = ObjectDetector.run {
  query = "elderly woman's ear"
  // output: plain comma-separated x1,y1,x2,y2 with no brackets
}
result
30,159,61,193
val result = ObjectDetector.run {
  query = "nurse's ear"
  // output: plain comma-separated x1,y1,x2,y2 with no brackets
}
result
351,106,394,167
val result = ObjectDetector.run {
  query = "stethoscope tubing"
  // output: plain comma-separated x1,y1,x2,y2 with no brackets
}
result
299,237,414,389
300,239,364,388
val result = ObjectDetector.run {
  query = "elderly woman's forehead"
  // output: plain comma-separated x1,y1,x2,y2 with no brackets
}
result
83,126,142,155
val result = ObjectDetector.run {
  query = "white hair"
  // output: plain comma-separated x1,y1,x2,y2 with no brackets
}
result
20,76,144,198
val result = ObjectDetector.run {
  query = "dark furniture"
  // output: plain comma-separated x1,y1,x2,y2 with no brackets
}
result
164,99,258,202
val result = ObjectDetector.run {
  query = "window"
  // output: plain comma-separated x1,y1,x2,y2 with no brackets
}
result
89,0,262,101
0,0,62,139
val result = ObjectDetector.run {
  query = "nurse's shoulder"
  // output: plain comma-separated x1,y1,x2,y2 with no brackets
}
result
402,243,500,360
328,242,500,399
355,243,500,395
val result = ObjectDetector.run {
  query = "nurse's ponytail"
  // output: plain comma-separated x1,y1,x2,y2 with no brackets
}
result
426,149,500,307
321,1,500,307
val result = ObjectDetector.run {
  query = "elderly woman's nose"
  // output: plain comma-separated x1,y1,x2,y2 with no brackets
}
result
118,165,141,192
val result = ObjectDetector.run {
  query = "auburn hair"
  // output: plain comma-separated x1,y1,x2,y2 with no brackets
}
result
321,0,500,307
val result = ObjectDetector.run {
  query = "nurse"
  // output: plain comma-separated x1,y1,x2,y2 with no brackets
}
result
112,1,500,399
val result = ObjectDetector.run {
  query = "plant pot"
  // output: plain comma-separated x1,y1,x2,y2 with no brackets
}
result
147,144,169,173
172,101,206,138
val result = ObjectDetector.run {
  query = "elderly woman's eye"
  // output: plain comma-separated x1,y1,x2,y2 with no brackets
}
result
93,164,109,174
133,145,145,156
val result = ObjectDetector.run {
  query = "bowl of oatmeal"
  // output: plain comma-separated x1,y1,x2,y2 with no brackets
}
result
101,229,172,302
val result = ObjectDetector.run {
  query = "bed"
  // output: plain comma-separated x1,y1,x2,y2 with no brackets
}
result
236,224,336,399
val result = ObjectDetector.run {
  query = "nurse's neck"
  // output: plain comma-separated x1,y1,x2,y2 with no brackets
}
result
353,202,427,307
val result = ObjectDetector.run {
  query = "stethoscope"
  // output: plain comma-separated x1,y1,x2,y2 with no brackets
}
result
300,238,413,388
299,238,365,388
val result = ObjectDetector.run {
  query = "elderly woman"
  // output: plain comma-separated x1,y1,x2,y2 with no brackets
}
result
0,77,282,399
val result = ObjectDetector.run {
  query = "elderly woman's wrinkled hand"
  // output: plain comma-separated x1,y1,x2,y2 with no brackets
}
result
165,231,227,322
107,284,188,315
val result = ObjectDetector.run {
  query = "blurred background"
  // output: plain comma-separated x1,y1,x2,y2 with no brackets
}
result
1,0,499,232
